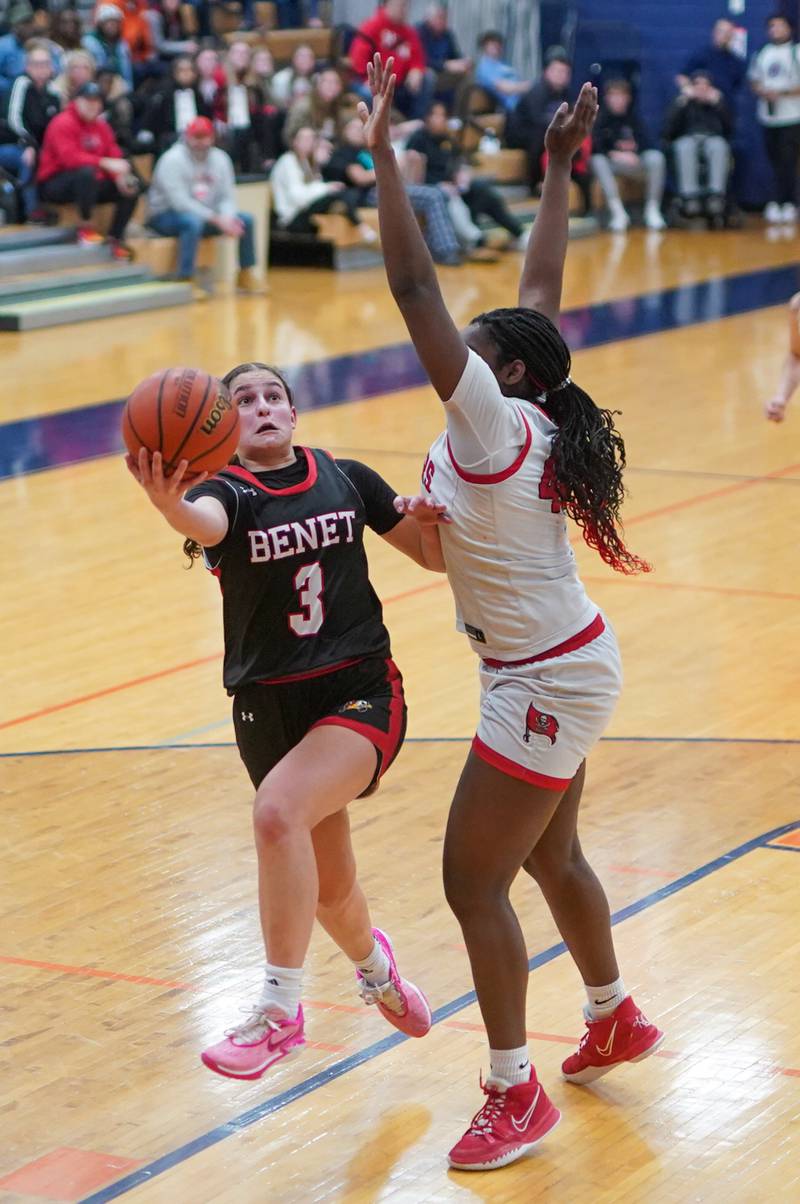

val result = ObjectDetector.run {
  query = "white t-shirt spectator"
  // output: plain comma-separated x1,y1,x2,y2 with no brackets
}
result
174,88,198,132
749,42,800,125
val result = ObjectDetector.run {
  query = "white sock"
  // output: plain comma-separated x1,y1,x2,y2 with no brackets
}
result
258,963,303,1018
586,977,626,1019
489,1046,532,1086
354,936,392,986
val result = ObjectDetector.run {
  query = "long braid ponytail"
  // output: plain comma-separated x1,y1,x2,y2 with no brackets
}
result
472,307,650,574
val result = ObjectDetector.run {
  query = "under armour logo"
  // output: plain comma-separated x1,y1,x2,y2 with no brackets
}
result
241,711,254,722
240,487,258,496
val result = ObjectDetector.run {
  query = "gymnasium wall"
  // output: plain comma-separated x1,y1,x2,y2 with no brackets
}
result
573,0,781,207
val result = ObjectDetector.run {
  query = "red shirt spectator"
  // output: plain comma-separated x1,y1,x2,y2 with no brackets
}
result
350,0,426,86
38,98,126,182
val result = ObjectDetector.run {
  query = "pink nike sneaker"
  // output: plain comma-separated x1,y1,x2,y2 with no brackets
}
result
448,1072,561,1171
356,927,431,1038
200,1004,305,1080
561,995,664,1084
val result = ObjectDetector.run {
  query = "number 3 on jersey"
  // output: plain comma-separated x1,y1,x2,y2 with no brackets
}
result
289,562,325,636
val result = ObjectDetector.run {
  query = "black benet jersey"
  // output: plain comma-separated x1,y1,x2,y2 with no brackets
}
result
186,448,403,692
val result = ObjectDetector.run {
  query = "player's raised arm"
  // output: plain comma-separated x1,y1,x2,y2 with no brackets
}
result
360,55,468,403
518,83,598,321
126,449,229,546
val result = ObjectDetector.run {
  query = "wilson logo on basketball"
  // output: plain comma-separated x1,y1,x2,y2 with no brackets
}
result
523,703,559,745
173,371,196,418
200,393,233,435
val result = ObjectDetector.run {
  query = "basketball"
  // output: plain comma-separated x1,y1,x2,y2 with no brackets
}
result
122,367,240,477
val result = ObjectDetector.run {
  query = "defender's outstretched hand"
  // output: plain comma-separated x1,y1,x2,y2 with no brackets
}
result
544,81,599,161
357,53,397,151
394,494,452,524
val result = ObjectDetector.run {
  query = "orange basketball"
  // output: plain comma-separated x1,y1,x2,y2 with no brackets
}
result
122,367,239,476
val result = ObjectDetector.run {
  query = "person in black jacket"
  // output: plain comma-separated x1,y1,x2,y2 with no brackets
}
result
139,54,211,157
0,38,60,219
664,70,732,220
506,46,571,189
590,78,666,231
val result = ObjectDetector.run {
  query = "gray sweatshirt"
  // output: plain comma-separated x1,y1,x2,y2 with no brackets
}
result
147,141,238,221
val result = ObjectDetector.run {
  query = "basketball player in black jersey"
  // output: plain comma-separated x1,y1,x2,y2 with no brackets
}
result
126,361,447,1079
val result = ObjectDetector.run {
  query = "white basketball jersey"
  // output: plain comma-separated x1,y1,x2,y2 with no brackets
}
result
422,349,597,661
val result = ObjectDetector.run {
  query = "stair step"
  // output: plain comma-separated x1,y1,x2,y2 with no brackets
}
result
0,225,75,252
0,264,152,303
0,281,193,330
0,241,114,277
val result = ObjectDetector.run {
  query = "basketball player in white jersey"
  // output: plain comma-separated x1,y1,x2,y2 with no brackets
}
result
360,57,664,1171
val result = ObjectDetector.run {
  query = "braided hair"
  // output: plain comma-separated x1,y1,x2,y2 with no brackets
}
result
183,362,294,565
470,307,650,575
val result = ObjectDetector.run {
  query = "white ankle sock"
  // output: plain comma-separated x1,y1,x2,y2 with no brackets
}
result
489,1046,532,1085
354,936,391,986
258,963,303,1018
586,977,626,1019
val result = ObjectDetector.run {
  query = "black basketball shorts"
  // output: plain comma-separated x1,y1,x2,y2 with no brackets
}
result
232,656,407,795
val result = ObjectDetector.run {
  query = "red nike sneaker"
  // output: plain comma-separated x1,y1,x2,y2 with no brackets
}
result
561,995,664,1084
448,1072,561,1171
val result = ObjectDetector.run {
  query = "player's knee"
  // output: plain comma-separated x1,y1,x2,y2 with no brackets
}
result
252,794,295,846
524,838,583,888
443,853,505,919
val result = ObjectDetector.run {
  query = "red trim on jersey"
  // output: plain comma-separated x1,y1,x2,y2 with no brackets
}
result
481,614,605,669
472,736,571,789
446,408,532,484
256,656,364,686
224,448,319,495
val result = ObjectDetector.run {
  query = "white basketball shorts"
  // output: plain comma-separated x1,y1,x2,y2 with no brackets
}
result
472,615,622,789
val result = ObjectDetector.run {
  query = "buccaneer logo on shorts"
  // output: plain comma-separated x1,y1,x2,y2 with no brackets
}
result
340,699,372,713
523,702,559,745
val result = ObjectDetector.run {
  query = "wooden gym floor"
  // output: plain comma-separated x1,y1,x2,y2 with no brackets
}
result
2,228,799,1203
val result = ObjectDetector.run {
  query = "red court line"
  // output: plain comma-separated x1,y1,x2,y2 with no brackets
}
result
5,461,799,734
0,954,191,989
607,864,678,879
584,575,800,605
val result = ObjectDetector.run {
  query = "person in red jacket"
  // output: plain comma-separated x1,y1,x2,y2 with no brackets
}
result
350,0,433,119
37,81,141,255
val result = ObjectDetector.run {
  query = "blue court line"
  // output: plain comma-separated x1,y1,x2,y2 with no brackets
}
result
3,735,800,759
2,261,799,483
763,843,800,853
77,815,800,1203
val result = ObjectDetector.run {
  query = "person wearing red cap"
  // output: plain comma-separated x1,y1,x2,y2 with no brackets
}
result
147,115,265,295
37,80,141,255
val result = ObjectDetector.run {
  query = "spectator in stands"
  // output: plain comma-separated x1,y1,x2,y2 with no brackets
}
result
96,66,136,152
749,14,800,223
271,123,374,239
407,100,526,250
251,47,275,95
507,46,573,194
677,18,746,115
270,42,315,108
0,37,60,218
350,0,432,120
284,66,354,144
139,53,210,156
83,5,133,91
147,0,199,63
248,47,282,168
215,40,266,173
147,115,264,294
474,29,530,113
590,78,666,231
116,0,159,84
416,3,471,108
195,44,224,110
50,10,84,55
323,112,463,263
52,48,95,105
0,2,49,95
664,69,732,223
37,80,140,253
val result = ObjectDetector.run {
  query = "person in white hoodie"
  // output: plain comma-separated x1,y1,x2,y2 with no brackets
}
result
147,115,264,294
749,14,800,222
270,124,374,242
